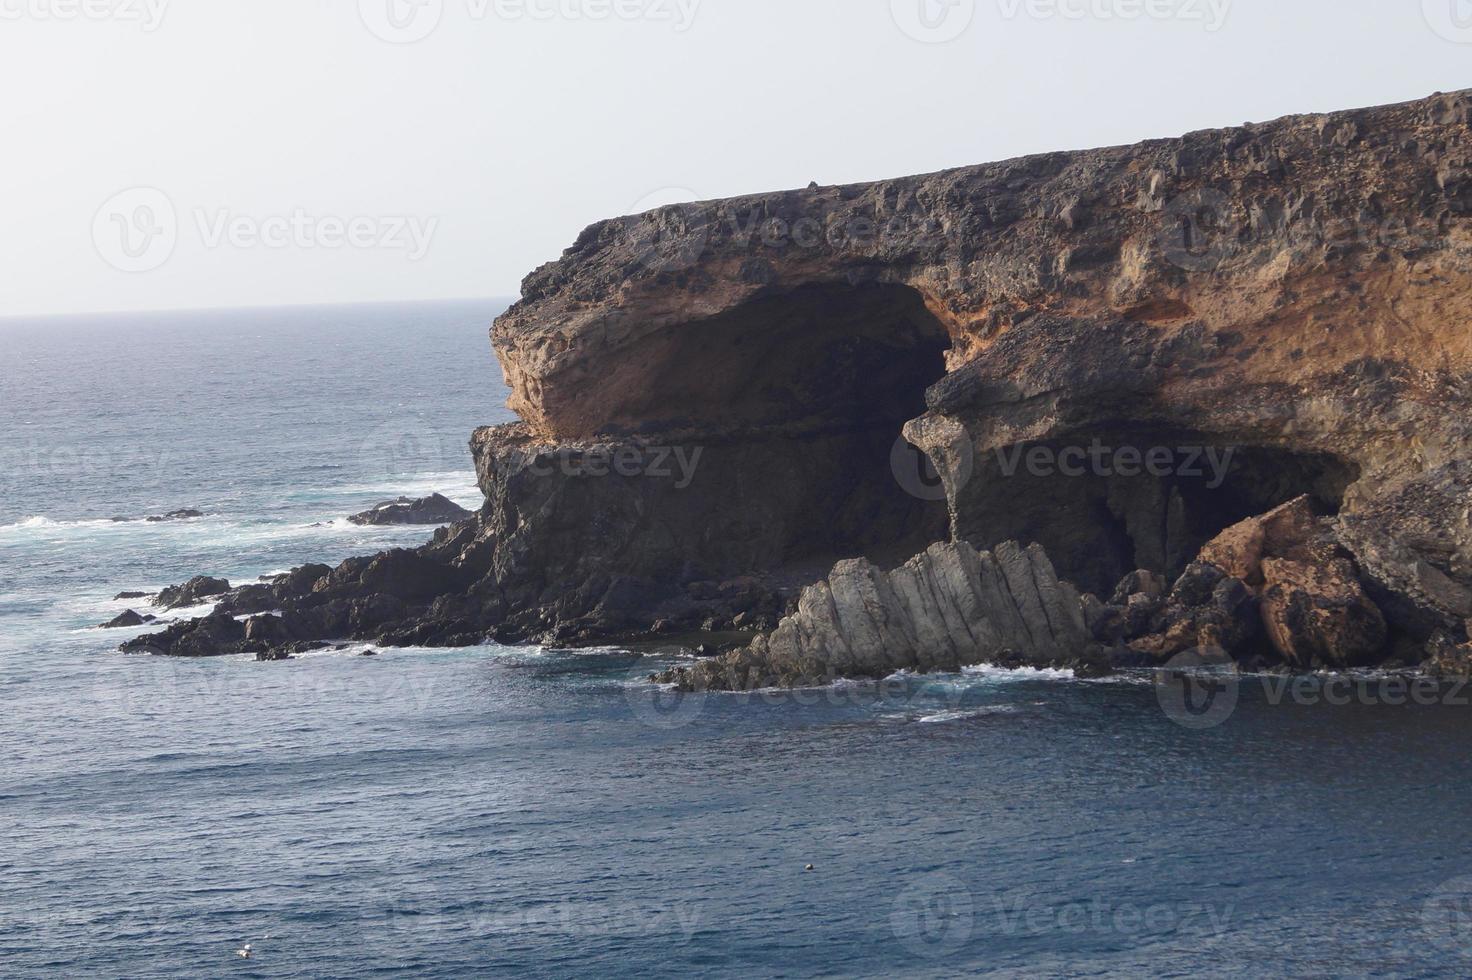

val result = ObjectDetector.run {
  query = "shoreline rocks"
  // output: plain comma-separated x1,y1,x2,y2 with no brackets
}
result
654,540,1106,692
155,576,232,611
100,610,155,629
348,493,473,527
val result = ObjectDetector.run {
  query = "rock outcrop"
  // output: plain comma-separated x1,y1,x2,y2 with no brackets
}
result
347,493,473,527
155,576,231,611
100,609,154,629
126,90,1472,671
655,540,1103,691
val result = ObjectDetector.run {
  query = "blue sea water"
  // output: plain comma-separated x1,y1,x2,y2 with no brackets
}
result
4,301,1472,977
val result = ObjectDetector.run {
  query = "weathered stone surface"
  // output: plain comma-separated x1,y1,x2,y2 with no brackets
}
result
1120,496,1390,666
1125,561,1263,662
655,540,1101,691
1198,496,1323,585
1260,557,1389,668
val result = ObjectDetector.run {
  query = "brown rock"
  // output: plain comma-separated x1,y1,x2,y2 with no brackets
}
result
1197,495,1324,585
1259,557,1388,668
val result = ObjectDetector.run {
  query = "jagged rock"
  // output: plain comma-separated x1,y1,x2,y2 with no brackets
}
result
1198,497,1324,585
1424,625,1472,677
100,609,154,629
215,563,331,616
155,576,231,610
243,614,291,646
655,540,1102,691
122,612,245,657
347,493,473,526
1127,562,1262,661
113,591,151,600
1260,557,1388,668
1111,570,1167,605
1125,497,1389,666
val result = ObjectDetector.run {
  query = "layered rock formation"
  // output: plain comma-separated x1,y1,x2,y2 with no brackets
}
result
654,541,1103,692
126,90,1472,676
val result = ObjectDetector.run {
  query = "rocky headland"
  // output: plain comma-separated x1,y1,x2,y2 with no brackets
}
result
124,90,1472,684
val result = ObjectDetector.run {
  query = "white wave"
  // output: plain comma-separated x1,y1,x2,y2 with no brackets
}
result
960,664,1079,682
288,640,516,660
0,515,119,534
318,471,482,506
917,705,1019,723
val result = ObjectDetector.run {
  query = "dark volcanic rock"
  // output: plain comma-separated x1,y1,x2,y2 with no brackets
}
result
156,576,232,610
147,509,205,523
100,609,154,629
348,493,473,526
114,591,151,601
112,509,206,523
122,612,245,657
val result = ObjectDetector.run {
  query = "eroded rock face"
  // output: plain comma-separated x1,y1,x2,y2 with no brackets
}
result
127,91,1472,668
490,89,1472,638
654,540,1102,691
1260,556,1388,668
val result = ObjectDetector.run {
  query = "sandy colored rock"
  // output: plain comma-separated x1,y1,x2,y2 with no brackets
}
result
1260,557,1389,668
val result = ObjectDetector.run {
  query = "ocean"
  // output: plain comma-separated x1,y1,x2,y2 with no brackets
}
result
3,301,1472,977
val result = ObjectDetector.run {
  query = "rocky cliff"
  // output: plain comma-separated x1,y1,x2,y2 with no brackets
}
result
128,90,1472,678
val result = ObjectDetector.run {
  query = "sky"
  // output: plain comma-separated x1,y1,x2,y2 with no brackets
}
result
1,0,1468,316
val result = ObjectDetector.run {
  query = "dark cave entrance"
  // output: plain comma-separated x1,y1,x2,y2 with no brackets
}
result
951,429,1362,597
615,281,954,573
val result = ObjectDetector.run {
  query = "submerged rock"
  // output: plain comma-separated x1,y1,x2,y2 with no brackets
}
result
146,509,205,523
110,509,206,523
348,493,473,527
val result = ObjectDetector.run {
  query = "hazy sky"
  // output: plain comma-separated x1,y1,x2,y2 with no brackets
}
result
2,0,1468,316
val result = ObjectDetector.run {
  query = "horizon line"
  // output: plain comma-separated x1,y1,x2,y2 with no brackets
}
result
0,294,521,323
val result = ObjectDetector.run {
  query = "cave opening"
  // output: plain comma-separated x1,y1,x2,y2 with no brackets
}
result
952,429,1362,597
613,281,954,575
